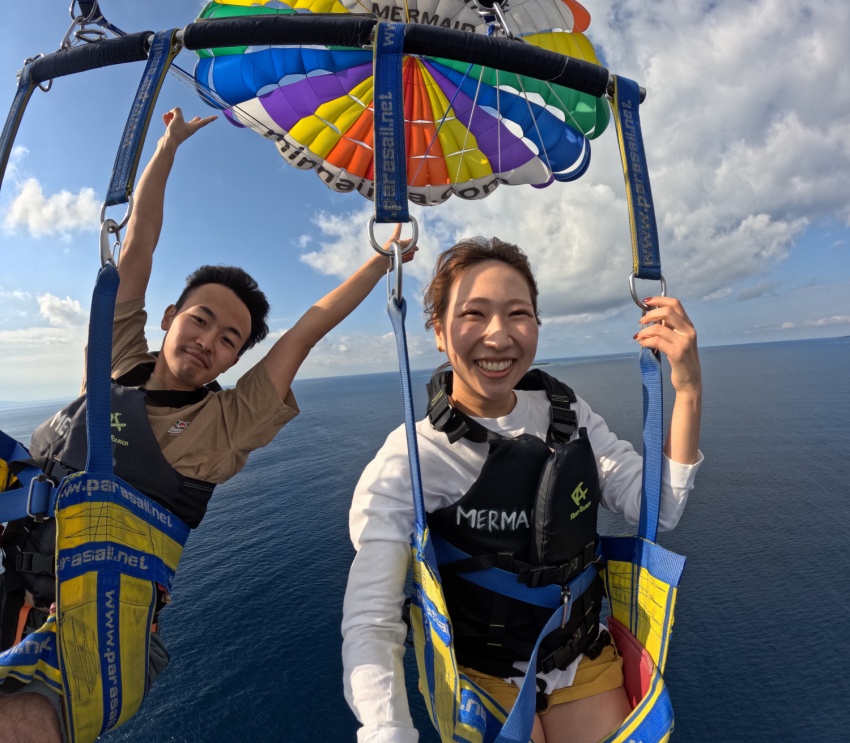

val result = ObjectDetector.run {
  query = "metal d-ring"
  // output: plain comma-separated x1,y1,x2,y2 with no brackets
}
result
368,216,418,256
628,271,667,312
23,55,53,92
99,195,133,233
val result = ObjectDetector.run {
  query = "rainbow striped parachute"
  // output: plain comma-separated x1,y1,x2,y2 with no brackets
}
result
193,0,609,205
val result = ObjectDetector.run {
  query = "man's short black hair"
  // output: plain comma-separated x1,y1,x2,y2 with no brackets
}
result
175,265,270,354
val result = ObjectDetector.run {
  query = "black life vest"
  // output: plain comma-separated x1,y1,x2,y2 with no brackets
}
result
28,371,216,529
425,368,608,678
1,365,216,649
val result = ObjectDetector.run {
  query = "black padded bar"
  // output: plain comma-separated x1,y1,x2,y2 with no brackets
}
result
403,24,609,98
183,15,376,52
183,15,609,98
28,32,151,84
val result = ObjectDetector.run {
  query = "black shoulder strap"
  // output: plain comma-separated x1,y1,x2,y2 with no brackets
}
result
426,368,577,445
426,370,498,444
113,359,222,407
515,369,577,443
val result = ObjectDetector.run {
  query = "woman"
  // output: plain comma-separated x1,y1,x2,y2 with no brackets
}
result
342,237,702,743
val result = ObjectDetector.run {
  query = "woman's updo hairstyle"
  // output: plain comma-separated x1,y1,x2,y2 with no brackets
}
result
423,237,541,330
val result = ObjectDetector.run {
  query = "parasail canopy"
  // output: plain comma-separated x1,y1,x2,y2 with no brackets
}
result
193,0,610,205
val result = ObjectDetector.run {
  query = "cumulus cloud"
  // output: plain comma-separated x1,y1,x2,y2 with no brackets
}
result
3,178,99,238
37,293,88,328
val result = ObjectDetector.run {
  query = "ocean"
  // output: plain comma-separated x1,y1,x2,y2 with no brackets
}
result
1,336,848,742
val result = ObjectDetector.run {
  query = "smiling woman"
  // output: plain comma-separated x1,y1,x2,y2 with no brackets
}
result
341,236,704,743
425,237,541,419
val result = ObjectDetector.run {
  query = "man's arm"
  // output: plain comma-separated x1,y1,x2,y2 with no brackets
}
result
262,225,415,400
116,108,216,303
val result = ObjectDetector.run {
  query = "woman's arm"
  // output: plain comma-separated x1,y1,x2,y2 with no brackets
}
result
635,296,702,465
342,428,420,742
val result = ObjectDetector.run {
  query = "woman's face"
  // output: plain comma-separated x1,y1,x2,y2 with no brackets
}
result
434,260,539,418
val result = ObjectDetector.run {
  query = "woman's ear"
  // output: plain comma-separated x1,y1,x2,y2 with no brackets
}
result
433,317,446,353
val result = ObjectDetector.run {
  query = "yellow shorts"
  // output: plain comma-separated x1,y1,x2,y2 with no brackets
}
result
461,643,624,715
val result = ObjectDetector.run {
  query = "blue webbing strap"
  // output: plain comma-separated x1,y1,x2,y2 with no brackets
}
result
104,29,179,207
0,63,36,198
372,22,409,224
386,297,433,560
85,263,120,475
432,533,602,609
611,75,661,281
610,75,664,543
638,347,663,544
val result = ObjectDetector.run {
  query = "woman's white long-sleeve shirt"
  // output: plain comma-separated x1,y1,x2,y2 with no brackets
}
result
342,388,702,743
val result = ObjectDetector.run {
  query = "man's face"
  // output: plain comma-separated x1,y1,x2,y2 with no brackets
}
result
156,283,252,390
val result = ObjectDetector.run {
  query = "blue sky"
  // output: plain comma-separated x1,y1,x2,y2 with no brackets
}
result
1,0,848,402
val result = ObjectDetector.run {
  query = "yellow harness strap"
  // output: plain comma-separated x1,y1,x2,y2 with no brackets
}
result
0,456,18,492
0,470,189,743
409,537,511,743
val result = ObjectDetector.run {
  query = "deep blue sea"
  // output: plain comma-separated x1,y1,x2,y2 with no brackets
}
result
2,337,848,741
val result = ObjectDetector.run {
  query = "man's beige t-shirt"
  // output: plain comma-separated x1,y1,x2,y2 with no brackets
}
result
98,297,299,484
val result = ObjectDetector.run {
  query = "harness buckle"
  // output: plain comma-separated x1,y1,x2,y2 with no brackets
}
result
15,551,55,576
26,474,54,522
549,404,577,440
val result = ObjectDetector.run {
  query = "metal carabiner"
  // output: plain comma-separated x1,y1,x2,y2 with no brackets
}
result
99,219,120,267
387,240,404,303
61,0,103,49
99,196,133,267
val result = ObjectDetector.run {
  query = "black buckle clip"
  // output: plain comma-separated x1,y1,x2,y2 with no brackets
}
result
549,404,577,439
26,473,54,523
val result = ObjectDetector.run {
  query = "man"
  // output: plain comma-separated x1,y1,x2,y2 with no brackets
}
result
0,108,413,742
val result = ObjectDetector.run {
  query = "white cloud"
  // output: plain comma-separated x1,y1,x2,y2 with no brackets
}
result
776,315,850,331
0,288,32,301
3,178,99,238
3,145,29,183
0,327,82,347
37,293,88,328
0,326,86,400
